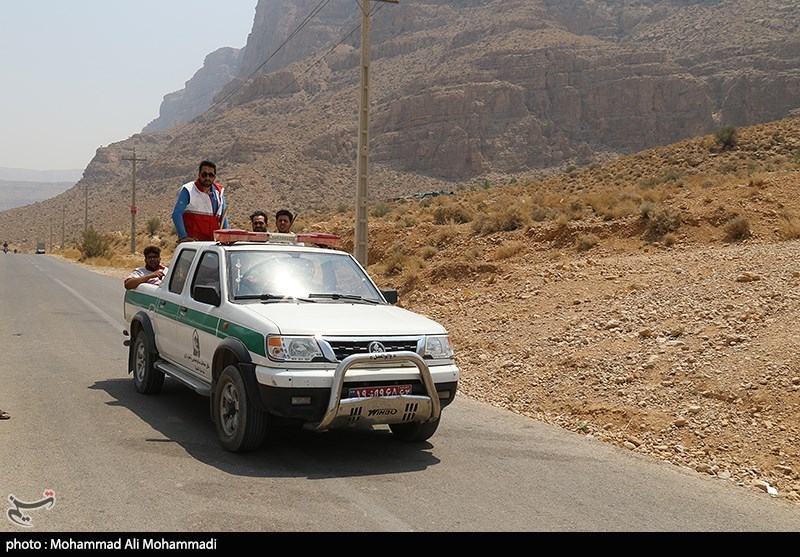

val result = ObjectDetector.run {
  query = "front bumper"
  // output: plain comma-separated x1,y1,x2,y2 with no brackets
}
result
255,352,458,428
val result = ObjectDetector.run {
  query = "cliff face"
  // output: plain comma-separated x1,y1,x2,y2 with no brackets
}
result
2,0,799,249
144,0,800,177
143,47,242,133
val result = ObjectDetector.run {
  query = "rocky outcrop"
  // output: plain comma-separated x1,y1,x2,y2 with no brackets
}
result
140,0,800,180
143,47,242,132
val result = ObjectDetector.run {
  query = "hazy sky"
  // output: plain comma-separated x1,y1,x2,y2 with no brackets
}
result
1,0,257,171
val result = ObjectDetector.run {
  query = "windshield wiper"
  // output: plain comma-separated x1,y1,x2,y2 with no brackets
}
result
235,293,316,303
307,293,380,304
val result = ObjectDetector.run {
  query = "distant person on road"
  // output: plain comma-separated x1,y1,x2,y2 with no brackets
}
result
171,160,228,242
124,245,168,289
275,209,294,233
250,210,269,232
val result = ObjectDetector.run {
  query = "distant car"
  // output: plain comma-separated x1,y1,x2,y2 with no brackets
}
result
35,243,45,254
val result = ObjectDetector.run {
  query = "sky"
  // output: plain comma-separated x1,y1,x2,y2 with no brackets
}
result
1,0,257,171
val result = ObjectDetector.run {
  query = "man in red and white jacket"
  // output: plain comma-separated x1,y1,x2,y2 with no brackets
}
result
171,160,229,242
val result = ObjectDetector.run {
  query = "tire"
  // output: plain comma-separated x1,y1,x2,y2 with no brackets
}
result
132,333,164,394
389,417,440,442
214,365,267,452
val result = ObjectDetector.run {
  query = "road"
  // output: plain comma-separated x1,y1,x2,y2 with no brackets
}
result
1,253,799,533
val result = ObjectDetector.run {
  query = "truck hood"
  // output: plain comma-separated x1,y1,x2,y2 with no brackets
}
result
241,302,448,336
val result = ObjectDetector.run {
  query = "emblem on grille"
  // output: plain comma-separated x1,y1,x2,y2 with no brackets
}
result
368,341,386,353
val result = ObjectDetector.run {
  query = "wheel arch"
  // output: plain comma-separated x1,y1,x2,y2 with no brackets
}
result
210,337,265,417
128,312,157,373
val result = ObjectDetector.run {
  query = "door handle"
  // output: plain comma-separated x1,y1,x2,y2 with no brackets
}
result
179,307,187,316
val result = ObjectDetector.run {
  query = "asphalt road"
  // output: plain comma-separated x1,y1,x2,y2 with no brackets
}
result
1,253,800,533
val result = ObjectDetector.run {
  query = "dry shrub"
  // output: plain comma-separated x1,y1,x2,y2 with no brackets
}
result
530,205,552,222
662,232,678,247
417,245,438,260
369,201,392,217
433,225,460,247
643,205,682,240
464,247,482,260
778,216,800,240
723,215,751,241
575,233,599,252
433,203,474,224
401,215,418,227
380,252,425,276
587,190,640,220
471,198,530,234
492,241,525,260
393,268,423,297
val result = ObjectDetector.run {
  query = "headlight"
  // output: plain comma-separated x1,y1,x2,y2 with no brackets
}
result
423,335,454,359
267,336,323,362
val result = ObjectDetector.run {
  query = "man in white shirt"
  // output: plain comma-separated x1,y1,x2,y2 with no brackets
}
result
124,245,168,290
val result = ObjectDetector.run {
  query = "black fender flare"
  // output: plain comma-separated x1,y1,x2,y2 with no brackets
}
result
127,312,157,374
210,337,266,416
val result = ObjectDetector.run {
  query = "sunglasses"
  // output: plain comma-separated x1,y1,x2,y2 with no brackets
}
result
201,172,216,178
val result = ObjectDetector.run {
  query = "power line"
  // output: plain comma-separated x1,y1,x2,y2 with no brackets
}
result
205,0,334,115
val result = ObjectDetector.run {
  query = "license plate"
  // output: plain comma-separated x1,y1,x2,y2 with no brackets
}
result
349,384,412,398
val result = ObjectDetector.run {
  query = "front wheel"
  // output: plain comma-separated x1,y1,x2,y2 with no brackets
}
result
214,365,267,452
389,417,440,442
132,333,164,394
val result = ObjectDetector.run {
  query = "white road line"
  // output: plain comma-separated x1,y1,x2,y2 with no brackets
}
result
52,276,124,330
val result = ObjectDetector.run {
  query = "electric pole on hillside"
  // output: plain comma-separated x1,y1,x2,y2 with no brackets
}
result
354,0,398,267
123,147,147,253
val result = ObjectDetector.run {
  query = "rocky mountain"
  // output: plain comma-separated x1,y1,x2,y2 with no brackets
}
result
1,0,798,251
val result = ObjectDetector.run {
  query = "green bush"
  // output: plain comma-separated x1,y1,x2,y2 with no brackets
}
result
146,217,160,236
78,226,111,259
714,126,738,151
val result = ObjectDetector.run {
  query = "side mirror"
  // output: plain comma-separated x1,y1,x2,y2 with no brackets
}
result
194,285,221,306
381,289,398,305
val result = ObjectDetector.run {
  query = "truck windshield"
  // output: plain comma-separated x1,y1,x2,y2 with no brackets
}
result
228,250,383,303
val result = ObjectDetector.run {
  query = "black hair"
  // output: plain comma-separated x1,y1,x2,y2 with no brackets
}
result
198,160,216,173
250,210,269,223
143,245,161,257
276,209,294,221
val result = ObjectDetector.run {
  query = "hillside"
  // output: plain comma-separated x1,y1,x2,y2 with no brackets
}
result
63,117,800,504
1,0,799,252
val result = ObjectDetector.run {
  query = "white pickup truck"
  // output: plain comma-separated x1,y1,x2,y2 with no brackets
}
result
123,230,459,452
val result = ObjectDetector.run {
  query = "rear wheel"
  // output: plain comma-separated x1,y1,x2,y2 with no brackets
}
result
389,417,440,442
214,365,267,452
132,333,164,394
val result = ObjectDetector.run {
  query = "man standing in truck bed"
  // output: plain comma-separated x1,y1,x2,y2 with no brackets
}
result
172,160,229,242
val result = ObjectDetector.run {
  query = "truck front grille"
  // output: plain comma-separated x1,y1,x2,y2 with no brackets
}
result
321,337,421,362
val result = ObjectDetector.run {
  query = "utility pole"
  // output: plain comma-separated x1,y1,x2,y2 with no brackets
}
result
123,147,147,254
354,0,398,267
84,182,88,233
61,206,65,249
